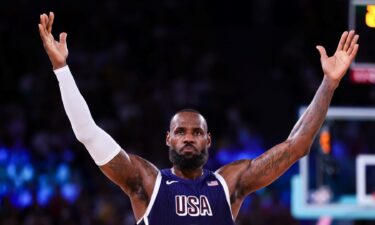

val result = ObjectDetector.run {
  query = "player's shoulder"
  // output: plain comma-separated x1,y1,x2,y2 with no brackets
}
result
214,159,252,187
129,153,159,169
215,159,251,175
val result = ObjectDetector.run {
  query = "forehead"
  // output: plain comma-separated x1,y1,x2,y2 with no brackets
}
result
170,112,207,131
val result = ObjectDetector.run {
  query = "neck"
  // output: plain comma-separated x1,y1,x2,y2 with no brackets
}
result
172,166,204,179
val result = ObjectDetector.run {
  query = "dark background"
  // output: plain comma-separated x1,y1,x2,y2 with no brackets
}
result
1,0,375,224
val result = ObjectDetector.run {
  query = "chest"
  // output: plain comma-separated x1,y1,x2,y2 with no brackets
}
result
142,172,234,225
157,178,224,216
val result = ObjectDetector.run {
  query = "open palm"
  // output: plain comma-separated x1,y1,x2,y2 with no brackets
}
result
316,31,359,82
38,12,68,70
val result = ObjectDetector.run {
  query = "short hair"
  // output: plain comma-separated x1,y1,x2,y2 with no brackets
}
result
176,108,202,115
169,108,208,131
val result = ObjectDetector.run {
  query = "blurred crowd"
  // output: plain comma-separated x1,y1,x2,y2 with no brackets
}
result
1,0,375,224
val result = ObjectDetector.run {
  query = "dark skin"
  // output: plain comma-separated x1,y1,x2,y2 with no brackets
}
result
39,12,359,221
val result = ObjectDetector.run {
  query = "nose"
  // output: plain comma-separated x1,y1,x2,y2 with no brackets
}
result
183,132,195,144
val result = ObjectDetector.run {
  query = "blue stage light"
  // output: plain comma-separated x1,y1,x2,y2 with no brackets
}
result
6,163,17,178
37,186,53,206
20,164,34,181
55,163,70,183
216,148,264,164
0,183,8,197
61,183,80,203
0,147,8,163
11,189,33,208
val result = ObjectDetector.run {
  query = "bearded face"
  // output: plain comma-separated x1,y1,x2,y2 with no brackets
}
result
169,144,209,170
166,111,211,170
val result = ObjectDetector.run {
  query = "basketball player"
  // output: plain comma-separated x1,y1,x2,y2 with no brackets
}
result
38,12,359,225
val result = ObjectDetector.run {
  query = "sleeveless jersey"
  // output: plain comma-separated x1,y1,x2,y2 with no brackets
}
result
137,168,234,225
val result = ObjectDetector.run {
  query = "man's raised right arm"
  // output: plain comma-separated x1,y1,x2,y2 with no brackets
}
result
38,12,158,201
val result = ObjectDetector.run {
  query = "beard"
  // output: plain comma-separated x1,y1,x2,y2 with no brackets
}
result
169,145,208,170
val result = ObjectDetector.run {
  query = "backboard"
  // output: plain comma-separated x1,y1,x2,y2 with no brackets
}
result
291,107,375,219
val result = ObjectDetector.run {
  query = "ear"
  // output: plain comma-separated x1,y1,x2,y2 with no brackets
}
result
207,132,211,148
166,131,171,147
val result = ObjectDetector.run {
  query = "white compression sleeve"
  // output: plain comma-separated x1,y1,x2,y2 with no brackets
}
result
54,65,122,166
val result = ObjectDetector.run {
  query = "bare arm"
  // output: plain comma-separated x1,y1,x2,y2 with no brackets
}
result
38,12,158,215
100,152,158,219
217,30,359,217
236,76,339,193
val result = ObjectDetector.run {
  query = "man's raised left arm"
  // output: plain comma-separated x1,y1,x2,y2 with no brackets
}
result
217,31,359,215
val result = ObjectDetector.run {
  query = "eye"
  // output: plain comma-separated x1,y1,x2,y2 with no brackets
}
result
194,130,203,136
175,129,185,135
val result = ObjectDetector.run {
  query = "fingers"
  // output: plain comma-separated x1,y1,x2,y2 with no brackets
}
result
343,30,356,52
38,23,47,42
39,14,48,36
47,12,54,34
39,14,50,44
59,32,67,45
347,34,359,55
349,44,359,60
40,13,48,31
39,12,58,45
335,30,359,57
316,45,328,59
335,31,348,53
39,12,54,34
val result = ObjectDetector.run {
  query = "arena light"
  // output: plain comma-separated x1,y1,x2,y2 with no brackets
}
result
20,164,34,181
366,5,375,27
11,189,33,208
37,186,54,206
55,163,70,184
61,183,80,203
0,147,9,163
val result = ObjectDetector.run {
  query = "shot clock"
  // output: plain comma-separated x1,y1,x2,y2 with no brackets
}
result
349,0,375,84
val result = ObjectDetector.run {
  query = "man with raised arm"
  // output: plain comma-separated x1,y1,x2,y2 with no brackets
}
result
38,12,359,225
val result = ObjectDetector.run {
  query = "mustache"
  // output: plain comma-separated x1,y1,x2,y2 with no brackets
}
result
169,147,209,170
181,143,198,152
